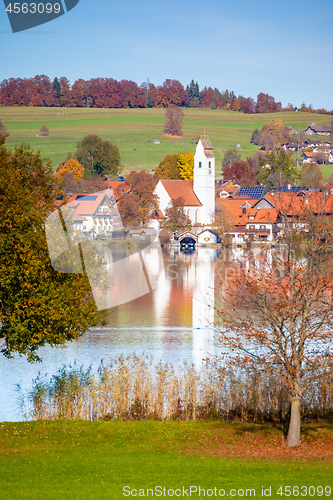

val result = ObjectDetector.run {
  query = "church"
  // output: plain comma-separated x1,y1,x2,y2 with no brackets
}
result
154,139,215,226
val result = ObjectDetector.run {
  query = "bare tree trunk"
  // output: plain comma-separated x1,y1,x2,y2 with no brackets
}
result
286,397,301,448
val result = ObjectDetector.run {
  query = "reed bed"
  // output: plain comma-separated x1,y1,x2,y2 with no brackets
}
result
23,354,333,423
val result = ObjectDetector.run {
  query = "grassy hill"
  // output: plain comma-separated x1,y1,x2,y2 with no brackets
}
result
1,106,332,177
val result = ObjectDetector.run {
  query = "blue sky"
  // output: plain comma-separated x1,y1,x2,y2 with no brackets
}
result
1,0,332,109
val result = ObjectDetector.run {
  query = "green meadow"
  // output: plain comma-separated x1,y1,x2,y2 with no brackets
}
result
1,107,332,177
0,420,332,499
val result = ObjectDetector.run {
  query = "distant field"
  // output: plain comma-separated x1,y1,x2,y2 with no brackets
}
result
1,107,332,177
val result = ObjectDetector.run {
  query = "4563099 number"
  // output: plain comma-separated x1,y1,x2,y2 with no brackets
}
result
5,3,61,14
277,486,331,496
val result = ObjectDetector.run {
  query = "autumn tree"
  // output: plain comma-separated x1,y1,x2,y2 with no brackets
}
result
164,106,184,136
40,124,49,136
177,152,194,180
212,204,234,244
158,228,172,245
217,205,333,447
0,136,98,361
55,159,85,182
75,134,122,178
223,160,256,186
259,119,290,151
157,80,188,107
256,92,282,113
154,154,181,180
222,148,241,172
160,197,191,232
59,77,72,107
200,87,222,109
116,171,158,226
300,162,323,189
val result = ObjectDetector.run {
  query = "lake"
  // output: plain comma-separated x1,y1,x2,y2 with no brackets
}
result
0,245,237,422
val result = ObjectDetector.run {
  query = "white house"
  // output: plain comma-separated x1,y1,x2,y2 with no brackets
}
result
197,229,219,244
154,139,216,226
64,190,122,236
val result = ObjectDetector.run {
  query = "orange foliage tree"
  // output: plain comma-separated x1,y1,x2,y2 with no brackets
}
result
217,207,333,448
164,106,184,136
117,171,158,226
56,159,85,182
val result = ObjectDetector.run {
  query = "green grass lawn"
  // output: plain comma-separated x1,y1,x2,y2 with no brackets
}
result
0,420,332,499
1,107,332,177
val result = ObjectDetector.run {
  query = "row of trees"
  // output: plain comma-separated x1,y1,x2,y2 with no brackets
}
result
1,75,331,114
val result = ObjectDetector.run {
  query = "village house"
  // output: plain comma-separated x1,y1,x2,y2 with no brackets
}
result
305,125,331,136
63,190,122,236
216,188,333,245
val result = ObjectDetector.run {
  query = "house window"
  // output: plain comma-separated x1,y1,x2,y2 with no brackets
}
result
83,226,86,230
260,225,266,230
187,209,191,219
209,161,211,168
199,161,202,168
195,209,199,223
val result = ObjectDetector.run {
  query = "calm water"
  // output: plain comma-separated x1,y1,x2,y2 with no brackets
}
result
0,246,234,422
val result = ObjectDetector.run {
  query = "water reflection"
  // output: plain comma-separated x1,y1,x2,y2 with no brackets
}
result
0,246,229,421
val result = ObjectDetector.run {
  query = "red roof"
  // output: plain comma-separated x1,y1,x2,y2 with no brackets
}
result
264,192,333,216
216,198,259,210
217,201,278,226
160,180,202,206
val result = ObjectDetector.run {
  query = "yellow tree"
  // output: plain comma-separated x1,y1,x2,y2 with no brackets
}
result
55,159,85,182
178,152,194,180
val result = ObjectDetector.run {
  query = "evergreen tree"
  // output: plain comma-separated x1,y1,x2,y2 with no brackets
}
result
52,77,62,106
186,80,200,107
250,128,261,145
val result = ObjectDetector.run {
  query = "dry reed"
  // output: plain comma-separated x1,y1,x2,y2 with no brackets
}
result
23,355,333,423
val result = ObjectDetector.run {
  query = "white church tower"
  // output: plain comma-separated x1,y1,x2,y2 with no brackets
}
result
193,138,215,225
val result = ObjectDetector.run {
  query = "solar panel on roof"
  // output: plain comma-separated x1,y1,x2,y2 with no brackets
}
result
76,195,98,200
238,186,267,198
279,186,307,192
